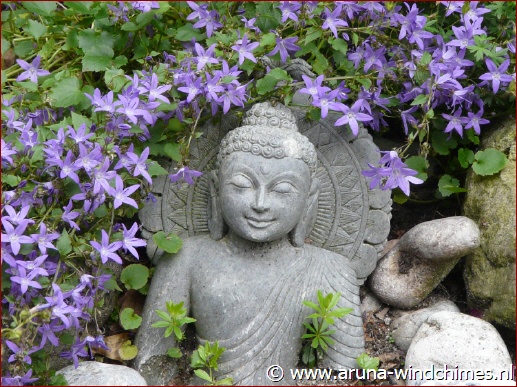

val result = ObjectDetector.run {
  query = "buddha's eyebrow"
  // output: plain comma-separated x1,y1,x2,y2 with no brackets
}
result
229,164,260,183
267,172,306,186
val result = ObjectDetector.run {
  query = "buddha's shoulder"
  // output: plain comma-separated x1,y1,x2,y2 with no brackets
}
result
302,244,358,277
160,235,223,262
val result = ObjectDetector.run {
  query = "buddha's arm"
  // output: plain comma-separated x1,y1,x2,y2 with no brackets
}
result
318,252,365,370
132,246,193,384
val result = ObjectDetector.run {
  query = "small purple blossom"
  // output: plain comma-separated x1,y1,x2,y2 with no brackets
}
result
362,151,424,196
15,55,50,83
231,34,260,65
108,175,140,209
465,111,489,135
334,101,374,136
90,229,123,264
442,109,469,137
479,59,513,94
268,37,300,64
131,1,159,13
169,166,203,186
121,222,146,259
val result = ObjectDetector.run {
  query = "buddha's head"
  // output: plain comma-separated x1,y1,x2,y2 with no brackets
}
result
208,102,320,246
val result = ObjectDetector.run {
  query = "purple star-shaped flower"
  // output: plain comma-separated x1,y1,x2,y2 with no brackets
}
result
128,147,152,185
2,221,33,255
1,139,17,166
299,75,331,98
62,200,81,231
231,34,260,65
177,75,203,103
131,1,159,13
108,175,140,209
11,266,43,295
138,73,172,103
442,109,469,137
31,223,60,254
465,111,489,135
60,337,89,369
16,55,50,83
169,166,203,186
322,5,348,39
479,59,513,94
2,369,38,386
334,101,374,136
121,222,146,259
278,1,301,23
268,37,300,63
194,43,219,70
90,229,123,264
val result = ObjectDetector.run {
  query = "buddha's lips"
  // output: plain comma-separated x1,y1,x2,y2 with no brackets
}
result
246,216,275,228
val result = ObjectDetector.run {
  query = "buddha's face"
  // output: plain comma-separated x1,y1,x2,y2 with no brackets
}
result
219,152,311,243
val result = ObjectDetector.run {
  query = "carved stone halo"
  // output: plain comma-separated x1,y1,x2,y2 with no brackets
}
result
139,104,392,282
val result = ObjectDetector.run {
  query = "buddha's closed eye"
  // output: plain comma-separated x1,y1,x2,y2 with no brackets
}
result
271,181,297,194
229,174,253,188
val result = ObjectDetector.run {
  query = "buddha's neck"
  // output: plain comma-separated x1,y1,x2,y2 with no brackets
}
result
225,230,293,256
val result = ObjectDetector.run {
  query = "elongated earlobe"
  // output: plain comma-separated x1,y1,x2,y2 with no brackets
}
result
290,177,320,247
208,170,227,240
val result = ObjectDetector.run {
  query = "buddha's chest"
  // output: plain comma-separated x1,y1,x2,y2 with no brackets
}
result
189,253,306,340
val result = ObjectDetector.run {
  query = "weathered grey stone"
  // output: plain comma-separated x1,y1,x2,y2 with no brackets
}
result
391,300,460,351
57,362,147,386
463,116,516,329
405,311,513,386
135,102,390,385
361,288,384,314
369,217,480,309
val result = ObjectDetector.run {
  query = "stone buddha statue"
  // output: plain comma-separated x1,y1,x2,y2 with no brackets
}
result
133,103,365,385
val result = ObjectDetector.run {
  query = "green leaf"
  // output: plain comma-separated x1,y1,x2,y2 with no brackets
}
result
404,156,429,181
56,229,72,256
151,320,170,328
215,377,234,386
458,148,475,168
330,38,348,54
121,264,149,290
304,27,322,45
49,77,85,108
77,29,114,53
120,308,143,330
24,20,47,40
71,112,92,130
167,347,182,358
431,131,457,156
174,24,205,42
22,2,57,17
438,174,467,197
14,41,35,58
104,67,127,92
164,143,182,162
411,94,428,106
256,68,291,95
260,32,276,48
2,175,21,187
194,369,213,383
118,340,138,360
472,148,508,176
82,48,115,72
148,161,169,177
121,22,139,32
419,52,432,66
65,2,93,13
255,3,280,32
356,353,380,371
190,350,205,369
153,231,183,254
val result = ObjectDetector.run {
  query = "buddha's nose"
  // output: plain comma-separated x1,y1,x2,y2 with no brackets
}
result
251,187,269,212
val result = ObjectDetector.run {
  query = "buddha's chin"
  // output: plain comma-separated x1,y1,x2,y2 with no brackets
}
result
233,227,288,244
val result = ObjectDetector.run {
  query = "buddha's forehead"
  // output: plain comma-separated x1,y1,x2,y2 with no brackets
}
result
220,152,310,179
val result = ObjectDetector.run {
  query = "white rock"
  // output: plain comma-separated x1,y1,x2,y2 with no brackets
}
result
391,300,460,351
57,362,147,386
405,311,512,386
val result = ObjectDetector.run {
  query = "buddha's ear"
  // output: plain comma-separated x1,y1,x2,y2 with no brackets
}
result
290,177,320,247
207,170,228,240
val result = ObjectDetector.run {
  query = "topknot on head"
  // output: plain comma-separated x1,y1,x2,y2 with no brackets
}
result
242,102,298,132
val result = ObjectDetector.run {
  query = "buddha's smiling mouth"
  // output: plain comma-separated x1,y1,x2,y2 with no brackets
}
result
246,216,276,228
